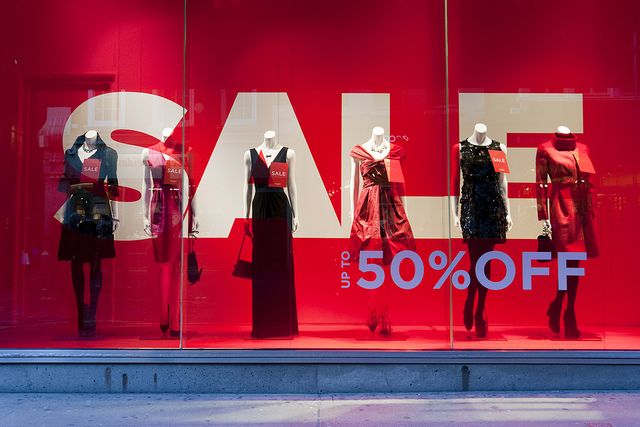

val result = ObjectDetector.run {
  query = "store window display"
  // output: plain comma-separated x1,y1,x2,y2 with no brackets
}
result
450,123,512,338
536,126,598,339
349,127,415,336
57,130,119,337
243,131,299,339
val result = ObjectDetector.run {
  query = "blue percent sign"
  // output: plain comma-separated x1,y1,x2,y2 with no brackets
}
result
429,250,471,289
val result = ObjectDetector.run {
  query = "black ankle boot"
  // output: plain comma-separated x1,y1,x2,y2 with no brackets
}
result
475,310,487,338
366,308,378,333
546,300,562,334
160,305,170,334
82,303,96,336
463,298,474,331
378,312,391,336
564,309,581,339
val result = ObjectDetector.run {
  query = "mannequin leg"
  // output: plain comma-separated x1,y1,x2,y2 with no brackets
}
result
475,259,491,316
467,240,494,338
463,280,477,331
85,256,102,334
70,259,85,332
563,260,581,338
552,288,567,305
169,261,181,335
377,270,392,336
158,262,172,333
364,264,392,336
365,291,379,333
565,260,579,311
547,260,569,334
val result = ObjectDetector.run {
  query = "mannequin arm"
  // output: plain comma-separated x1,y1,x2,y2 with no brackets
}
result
286,149,300,232
141,148,152,235
242,150,253,235
184,149,198,233
449,143,461,231
57,156,72,221
535,146,551,229
350,157,360,223
110,200,119,230
499,143,513,230
189,187,198,233
180,171,199,234
107,150,120,231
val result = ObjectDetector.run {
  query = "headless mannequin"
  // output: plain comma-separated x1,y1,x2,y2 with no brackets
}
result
451,123,512,337
77,130,120,227
69,130,119,336
242,131,300,338
350,126,390,221
350,126,393,335
243,130,300,234
545,125,581,338
142,127,199,336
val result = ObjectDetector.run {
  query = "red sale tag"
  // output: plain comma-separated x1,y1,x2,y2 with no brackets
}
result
574,151,596,174
269,162,288,188
80,159,101,183
384,158,405,183
164,159,182,187
488,150,510,173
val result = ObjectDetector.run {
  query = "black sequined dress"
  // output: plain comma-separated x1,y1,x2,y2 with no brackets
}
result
459,139,508,243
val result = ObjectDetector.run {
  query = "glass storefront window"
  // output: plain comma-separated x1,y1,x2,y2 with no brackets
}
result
1,0,639,352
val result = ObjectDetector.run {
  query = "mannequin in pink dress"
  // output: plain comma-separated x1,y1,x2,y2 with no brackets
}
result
142,128,198,337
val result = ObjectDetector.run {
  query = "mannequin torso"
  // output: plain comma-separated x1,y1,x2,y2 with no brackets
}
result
450,123,512,233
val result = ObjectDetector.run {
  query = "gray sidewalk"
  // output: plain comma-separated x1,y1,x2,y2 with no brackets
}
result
1,392,639,426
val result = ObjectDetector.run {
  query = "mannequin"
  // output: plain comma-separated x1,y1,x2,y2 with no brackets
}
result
350,127,389,220
451,123,512,338
142,127,198,337
243,130,299,338
58,130,119,337
536,125,598,339
539,126,570,233
350,126,415,336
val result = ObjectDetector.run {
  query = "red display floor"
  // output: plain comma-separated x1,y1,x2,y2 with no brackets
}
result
1,323,639,350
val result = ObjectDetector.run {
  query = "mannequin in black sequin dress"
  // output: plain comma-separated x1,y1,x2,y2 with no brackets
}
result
451,124,511,338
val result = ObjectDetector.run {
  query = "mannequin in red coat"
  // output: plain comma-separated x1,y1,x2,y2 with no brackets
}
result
536,125,598,339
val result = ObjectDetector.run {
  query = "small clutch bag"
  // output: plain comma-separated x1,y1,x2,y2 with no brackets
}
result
232,233,252,279
187,235,203,285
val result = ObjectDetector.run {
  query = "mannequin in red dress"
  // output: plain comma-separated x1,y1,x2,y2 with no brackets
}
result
349,127,415,335
142,127,198,337
536,126,598,339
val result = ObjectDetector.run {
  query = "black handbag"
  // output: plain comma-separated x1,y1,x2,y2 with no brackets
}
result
232,233,252,279
187,235,203,285
537,222,554,261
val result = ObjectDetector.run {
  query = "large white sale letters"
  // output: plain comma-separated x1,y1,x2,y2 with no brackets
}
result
57,91,583,241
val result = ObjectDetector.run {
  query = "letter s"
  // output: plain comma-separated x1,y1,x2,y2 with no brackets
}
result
54,92,186,241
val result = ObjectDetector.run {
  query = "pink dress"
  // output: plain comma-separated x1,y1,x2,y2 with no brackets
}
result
146,143,185,263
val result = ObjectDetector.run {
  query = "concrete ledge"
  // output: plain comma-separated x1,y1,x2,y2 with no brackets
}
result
1,350,640,393
1,363,640,393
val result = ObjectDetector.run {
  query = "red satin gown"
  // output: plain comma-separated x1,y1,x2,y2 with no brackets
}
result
349,143,416,264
